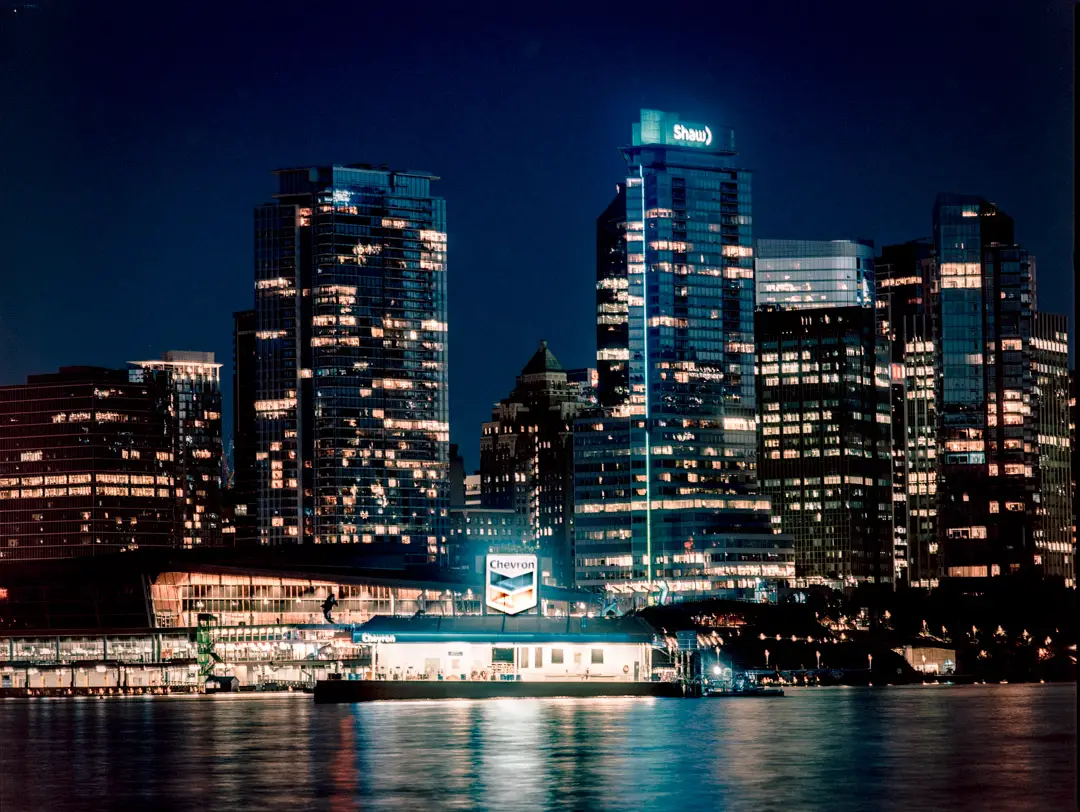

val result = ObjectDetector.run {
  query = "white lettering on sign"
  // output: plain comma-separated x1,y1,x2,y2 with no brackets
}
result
673,123,712,146
360,633,396,644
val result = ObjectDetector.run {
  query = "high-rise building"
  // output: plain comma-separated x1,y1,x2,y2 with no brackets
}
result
755,307,893,585
876,240,939,587
756,239,876,311
1031,313,1072,582
253,165,449,560
226,310,258,545
575,109,793,603
129,352,223,549
0,367,176,562
1070,372,1076,575
566,366,599,411
933,193,1040,578
479,341,583,586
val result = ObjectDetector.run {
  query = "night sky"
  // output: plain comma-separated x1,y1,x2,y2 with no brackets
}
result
1,1,1073,470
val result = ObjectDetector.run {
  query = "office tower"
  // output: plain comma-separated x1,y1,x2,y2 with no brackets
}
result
129,352,224,548
1031,313,1072,581
449,443,466,509
575,109,793,603
229,310,258,544
756,307,893,585
0,367,176,562
1071,372,1076,576
253,165,449,560
566,367,599,411
479,341,582,586
933,193,1059,578
876,240,939,587
756,239,876,310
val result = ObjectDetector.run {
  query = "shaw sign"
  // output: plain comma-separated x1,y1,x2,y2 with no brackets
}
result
672,122,712,146
485,554,538,615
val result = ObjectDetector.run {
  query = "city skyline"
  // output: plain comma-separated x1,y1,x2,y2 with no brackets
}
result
0,6,1074,810
1,1,1073,471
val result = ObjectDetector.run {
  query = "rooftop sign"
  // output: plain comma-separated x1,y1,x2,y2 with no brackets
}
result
632,109,733,152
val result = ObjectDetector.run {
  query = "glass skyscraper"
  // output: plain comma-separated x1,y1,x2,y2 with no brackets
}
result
253,165,449,559
877,240,939,587
756,239,875,310
933,193,1035,578
1031,313,1072,583
129,352,224,548
576,109,793,604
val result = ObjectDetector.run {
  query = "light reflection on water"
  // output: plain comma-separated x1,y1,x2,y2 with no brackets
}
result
1,685,1074,811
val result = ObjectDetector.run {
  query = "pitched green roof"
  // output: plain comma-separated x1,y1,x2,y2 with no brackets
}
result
521,340,564,375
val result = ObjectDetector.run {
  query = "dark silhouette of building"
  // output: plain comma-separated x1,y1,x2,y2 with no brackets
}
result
479,341,583,586
227,309,258,545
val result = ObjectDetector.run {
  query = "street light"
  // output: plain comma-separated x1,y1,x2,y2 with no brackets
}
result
764,649,770,668
815,650,821,670
868,654,873,671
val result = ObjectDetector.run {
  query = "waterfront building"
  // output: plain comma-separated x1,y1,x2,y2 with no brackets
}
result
755,306,893,585
1031,312,1072,582
253,165,449,559
479,341,583,587
0,548,594,690
756,239,875,311
0,367,176,562
352,615,655,683
933,194,1041,578
876,240,940,587
575,109,793,603
228,309,258,545
129,352,224,548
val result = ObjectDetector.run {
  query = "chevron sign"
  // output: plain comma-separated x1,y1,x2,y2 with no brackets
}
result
485,554,538,615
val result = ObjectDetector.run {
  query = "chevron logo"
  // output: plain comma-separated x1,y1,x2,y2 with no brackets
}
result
485,554,538,615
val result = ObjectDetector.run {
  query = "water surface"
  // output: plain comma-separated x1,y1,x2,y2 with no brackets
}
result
1,684,1074,810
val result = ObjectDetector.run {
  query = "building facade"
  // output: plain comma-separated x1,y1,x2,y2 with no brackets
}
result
479,341,582,586
575,109,792,603
876,240,939,587
756,307,893,585
756,239,875,311
253,165,449,560
129,352,224,548
933,194,1039,578
1031,312,1072,582
0,367,177,562
228,309,258,545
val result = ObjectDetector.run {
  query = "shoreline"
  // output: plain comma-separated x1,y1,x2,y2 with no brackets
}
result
3,679,1074,701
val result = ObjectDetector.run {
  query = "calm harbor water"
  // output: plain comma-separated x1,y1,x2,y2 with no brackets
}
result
1,684,1074,811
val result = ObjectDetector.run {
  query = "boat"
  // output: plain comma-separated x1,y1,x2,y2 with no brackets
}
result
705,669,784,697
